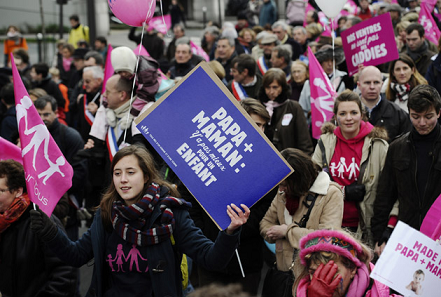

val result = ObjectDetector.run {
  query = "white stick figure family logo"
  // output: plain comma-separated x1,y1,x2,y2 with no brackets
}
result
106,244,149,273
311,77,335,128
17,95,67,185
329,157,360,180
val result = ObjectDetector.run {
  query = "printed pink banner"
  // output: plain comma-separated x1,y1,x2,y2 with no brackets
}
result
190,40,209,62
12,55,73,216
341,13,399,76
308,47,336,139
0,136,23,164
419,3,441,45
371,222,441,297
147,14,171,35
102,44,114,95
134,44,150,56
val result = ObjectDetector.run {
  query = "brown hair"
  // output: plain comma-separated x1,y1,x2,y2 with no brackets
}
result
386,54,427,101
100,145,180,230
0,160,26,193
281,148,321,200
258,68,291,103
408,84,441,114
333,90,363,116
240,98,271,124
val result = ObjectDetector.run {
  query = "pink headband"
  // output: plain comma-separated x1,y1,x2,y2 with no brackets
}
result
299,230,364,268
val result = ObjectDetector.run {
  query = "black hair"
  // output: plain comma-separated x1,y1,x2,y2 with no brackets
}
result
34,95,58,112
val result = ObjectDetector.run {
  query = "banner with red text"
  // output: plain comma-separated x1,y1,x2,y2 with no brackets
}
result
341,13,399,76
371,221,441,297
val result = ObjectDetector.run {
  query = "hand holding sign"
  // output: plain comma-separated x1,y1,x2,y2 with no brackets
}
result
225,203,250,235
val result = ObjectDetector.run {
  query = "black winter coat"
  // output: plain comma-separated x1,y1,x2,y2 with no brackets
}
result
372,126,441,242
0,205,77,297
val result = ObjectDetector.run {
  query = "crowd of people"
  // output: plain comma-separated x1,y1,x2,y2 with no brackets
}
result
2,0,441,296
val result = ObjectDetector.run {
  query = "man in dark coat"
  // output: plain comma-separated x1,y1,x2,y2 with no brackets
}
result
358,66,411,142
372,85,441,257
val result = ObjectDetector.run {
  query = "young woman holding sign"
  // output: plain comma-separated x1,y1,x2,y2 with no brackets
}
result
30,145,250,297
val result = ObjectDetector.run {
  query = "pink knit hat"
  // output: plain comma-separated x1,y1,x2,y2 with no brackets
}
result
299,230,364,268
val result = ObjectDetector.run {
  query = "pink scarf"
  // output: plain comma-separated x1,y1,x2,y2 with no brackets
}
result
296,264,370,297
62,57,73,72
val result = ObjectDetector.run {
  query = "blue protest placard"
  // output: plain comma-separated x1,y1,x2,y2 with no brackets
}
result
135,62,293,230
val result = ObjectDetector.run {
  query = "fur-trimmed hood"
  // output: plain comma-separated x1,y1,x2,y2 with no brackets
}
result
320,122,389,142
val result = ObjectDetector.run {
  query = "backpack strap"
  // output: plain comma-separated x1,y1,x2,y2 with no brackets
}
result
318,138,333,181
295,193,320,228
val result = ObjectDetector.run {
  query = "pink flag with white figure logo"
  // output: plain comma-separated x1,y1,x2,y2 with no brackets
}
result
0,137,23,164
419,3,441,45
308,47,336,139
11,55,73,216
134,44,150,56
190,41,209,62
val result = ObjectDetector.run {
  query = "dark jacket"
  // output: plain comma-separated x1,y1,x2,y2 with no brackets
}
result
265,99,313,154
0,106,17,141
69,89,101,142
402,42,436,76
227,74,263,99
33,75,66,109
372,125,441,242
366,95,412,143
425,53,441,96
168,60,195,79
48,119,87,197
187,186,276,275
129,28,165,61
0,206,77,297
46,195,241,297
283,37,302,61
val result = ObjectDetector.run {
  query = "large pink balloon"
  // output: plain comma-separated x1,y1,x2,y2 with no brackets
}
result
315,0,346,19
108,0,156,27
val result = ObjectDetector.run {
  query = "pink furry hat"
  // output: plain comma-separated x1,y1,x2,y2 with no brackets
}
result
299,230,364,268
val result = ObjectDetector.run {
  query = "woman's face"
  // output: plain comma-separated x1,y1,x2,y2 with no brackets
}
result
398,29,407,42
113,155,148,206
205,32,215,43
0,177,21,213
61,48,71,59
336,101,362,139
243,31,253,43
291,64,307,84
265,80,283,101
393,60,414,84
308,260,356,297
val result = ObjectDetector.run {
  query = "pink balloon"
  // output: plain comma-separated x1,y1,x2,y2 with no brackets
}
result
108,0,156,27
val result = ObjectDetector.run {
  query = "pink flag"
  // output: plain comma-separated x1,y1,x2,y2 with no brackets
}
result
147,14,171,35
134,44,150,57
0,137,23,164
422,0,438,11
308,47,336,139
419,3,441,45
420,194,441,240
101,44,114,95
190,41,209,62
11,55,73,216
